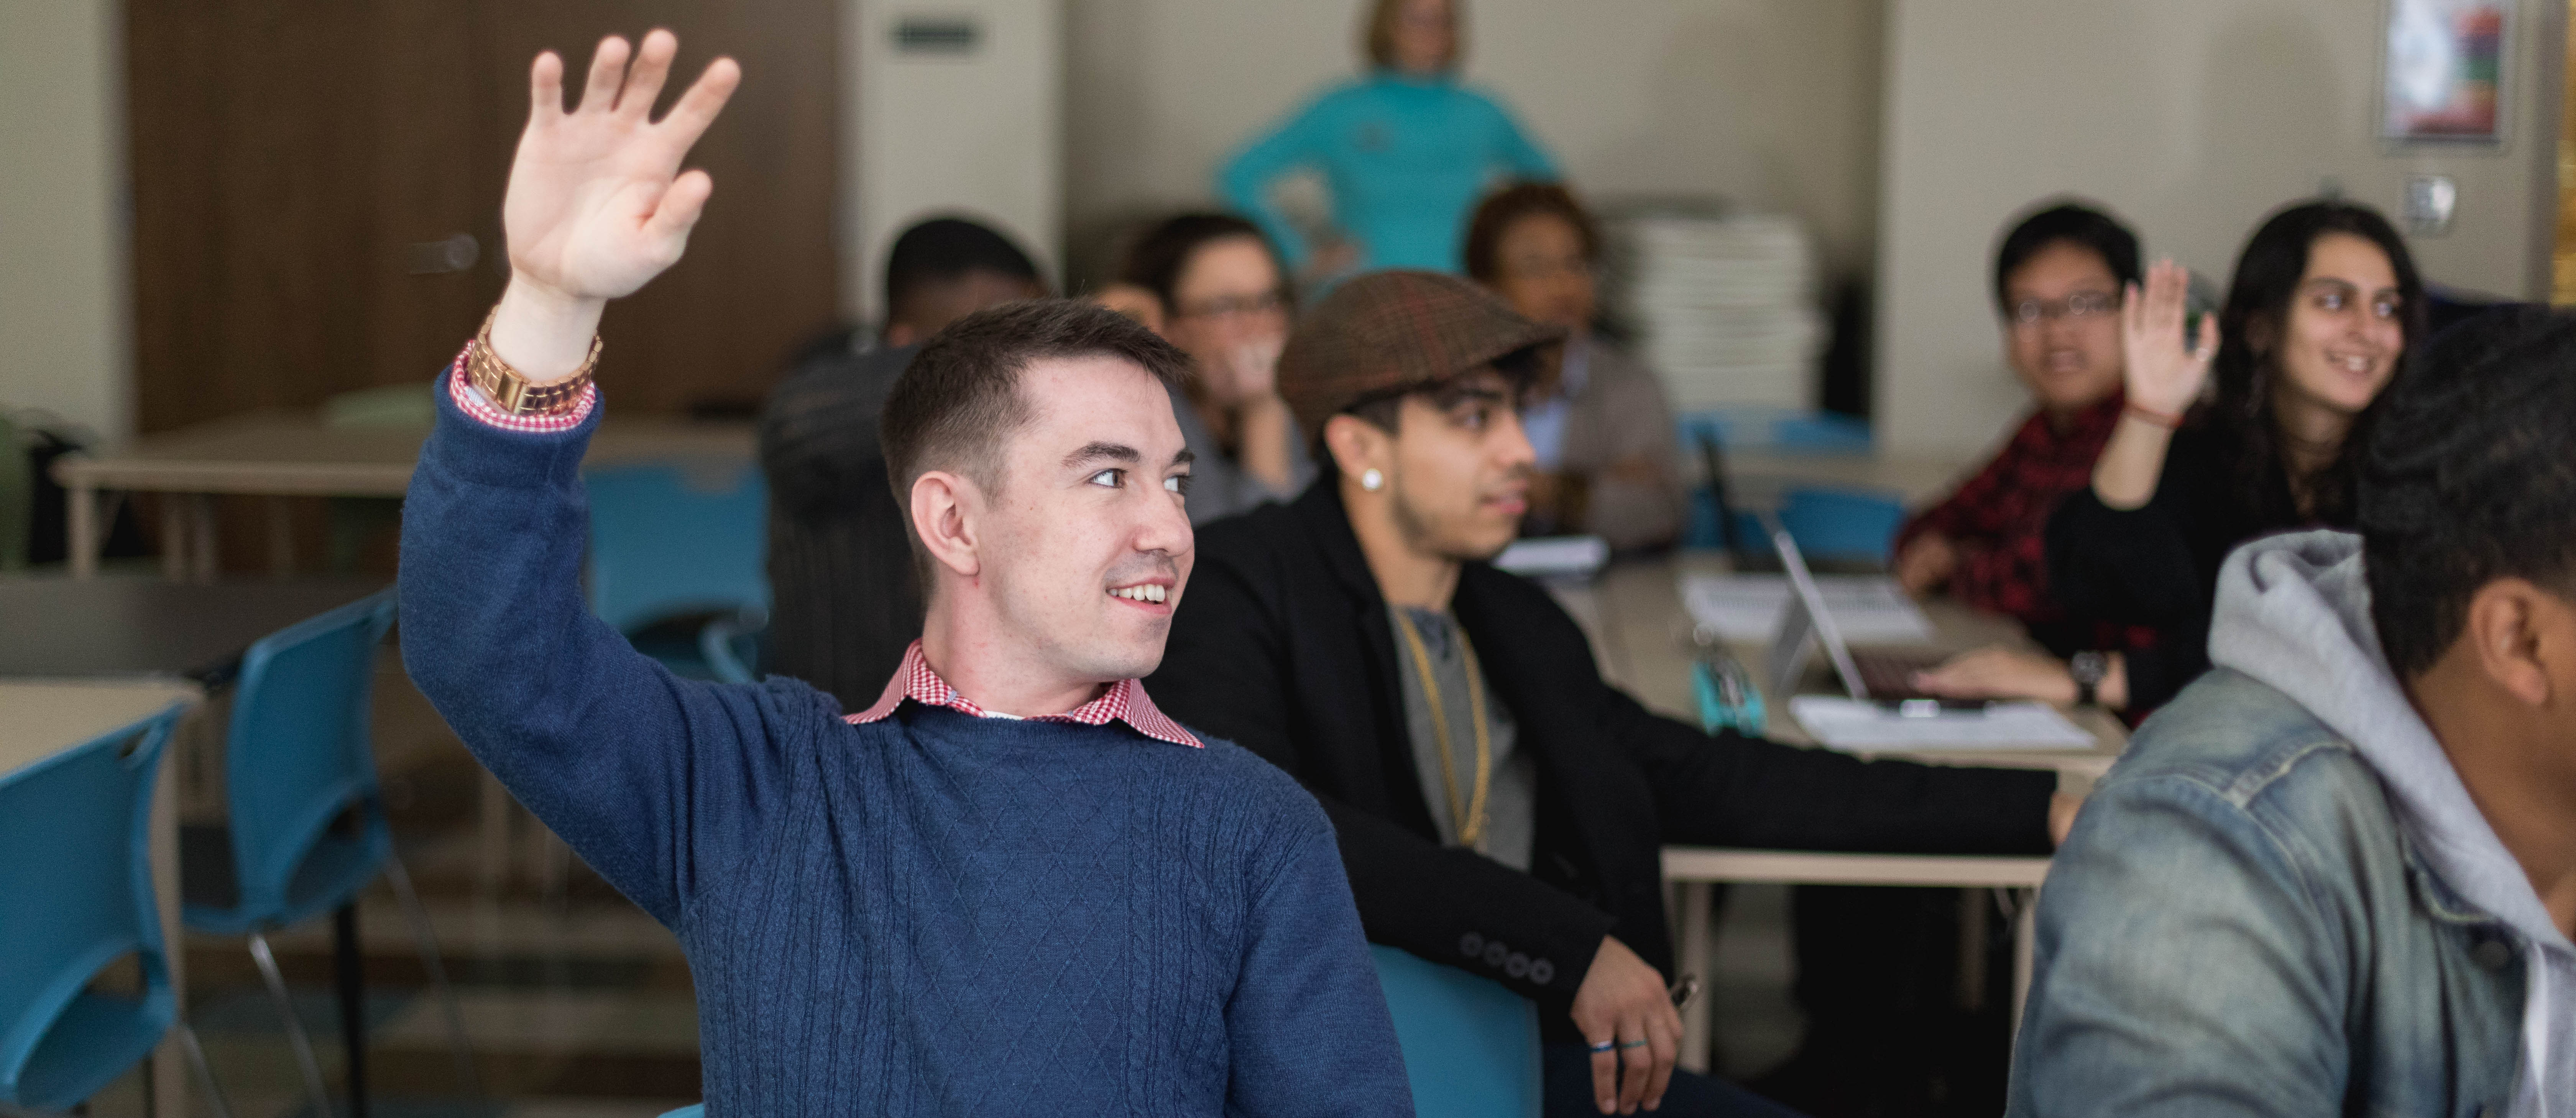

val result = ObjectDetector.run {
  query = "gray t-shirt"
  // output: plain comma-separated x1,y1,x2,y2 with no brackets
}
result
1389,605,1535,871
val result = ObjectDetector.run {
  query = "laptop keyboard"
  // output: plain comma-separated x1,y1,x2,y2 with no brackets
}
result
1852,650,1947,700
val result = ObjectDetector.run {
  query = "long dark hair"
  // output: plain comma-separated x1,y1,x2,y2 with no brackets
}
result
2206,200,2425,527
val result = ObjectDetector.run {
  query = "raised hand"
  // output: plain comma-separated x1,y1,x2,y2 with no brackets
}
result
488,31,740,379
2120,259,2219,419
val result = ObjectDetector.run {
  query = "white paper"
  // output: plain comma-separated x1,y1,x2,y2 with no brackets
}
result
1497,535,1610,579
1787,696,2095,752
1679,573,1933,643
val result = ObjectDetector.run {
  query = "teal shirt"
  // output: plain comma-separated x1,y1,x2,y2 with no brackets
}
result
1220,71,1556,273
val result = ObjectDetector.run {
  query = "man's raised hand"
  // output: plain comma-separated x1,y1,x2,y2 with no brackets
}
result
489,31,740,380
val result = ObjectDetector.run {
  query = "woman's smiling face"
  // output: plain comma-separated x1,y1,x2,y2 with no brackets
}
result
2271,231,2406,419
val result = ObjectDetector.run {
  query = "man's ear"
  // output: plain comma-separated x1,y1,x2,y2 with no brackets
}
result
2465,579,2566,708
909,470,983,581
1322,414,1389,483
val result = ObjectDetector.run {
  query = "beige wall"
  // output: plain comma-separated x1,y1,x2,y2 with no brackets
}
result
0,0,130,441
1876,0,2565,457
1063,0,1888,280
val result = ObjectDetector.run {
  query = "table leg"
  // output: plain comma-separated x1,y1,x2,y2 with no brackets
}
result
189,494,219,583
148,730,189,1118
1958,888,1990,1011
2011,887,2037,1039
160,497,188,580
1676,881,1714,1074
68,481,99,579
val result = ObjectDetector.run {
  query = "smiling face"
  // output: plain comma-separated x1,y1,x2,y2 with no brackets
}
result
973,355,1196,682
2269,231,2407,419
1999,239,2126,417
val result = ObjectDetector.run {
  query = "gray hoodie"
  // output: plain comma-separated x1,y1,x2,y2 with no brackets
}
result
2210,530,2574,1117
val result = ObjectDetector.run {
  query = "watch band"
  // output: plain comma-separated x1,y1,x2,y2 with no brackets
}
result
2069,650,2108,707
467,307,601,416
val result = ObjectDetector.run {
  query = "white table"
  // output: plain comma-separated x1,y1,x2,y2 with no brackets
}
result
1553,555,2124,1073
1,679,205,1118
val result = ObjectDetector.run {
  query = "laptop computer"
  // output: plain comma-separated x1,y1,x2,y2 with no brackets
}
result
1763,518,1947,703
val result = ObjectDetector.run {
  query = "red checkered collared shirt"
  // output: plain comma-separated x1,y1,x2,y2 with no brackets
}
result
846,640,1202,749
445,344,599,433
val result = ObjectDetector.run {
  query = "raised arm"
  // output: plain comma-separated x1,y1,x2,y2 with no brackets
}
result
2090,259,2216,509
401,34,830,925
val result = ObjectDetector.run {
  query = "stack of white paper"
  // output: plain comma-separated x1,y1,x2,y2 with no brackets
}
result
1602,210,1823,411
1679,573,1932,643
1788,697,2095,752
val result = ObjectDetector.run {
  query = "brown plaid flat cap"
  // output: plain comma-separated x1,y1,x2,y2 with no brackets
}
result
1276,270,1566,440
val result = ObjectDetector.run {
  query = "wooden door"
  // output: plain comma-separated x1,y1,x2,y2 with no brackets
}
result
125,0,841,431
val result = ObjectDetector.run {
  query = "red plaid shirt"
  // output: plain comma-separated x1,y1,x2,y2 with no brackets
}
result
1897,394,2150,653
847,640,1203,748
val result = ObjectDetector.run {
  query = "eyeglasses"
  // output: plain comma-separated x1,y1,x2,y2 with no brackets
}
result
1175,291,1289,321
2008,291,2120,328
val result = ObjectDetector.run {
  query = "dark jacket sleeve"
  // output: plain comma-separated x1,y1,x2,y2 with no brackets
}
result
1610,690,2058,855
401,369,831,928
1151,555,1615,1006
2046,429,2228,710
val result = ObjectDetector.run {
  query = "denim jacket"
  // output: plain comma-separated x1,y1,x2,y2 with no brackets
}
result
2006,667,2528,1116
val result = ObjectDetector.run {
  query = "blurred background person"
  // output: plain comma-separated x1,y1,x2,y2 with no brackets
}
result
1115,213,1312,523
1220,0,1556,282
759,217,1046,710
1920,199,2423,718
1899,202,2164,712
1464,182,1685,548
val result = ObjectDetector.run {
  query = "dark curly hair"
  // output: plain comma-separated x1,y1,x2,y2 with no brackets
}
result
2362,305,2576,676
2206,200,2425,528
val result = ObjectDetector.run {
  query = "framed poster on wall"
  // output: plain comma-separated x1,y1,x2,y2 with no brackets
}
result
2382,0,2514,144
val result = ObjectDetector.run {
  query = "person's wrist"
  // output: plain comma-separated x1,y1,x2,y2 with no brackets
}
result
489,273,608,383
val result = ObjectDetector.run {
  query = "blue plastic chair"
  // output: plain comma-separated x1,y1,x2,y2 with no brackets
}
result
1776,485,1907,568
585,459,771,683
0,702,229,1116
1372,945,1543,1118
179,589,475,1118
658,1107,704,1118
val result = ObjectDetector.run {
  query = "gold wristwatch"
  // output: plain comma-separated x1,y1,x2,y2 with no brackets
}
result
467,307,603,415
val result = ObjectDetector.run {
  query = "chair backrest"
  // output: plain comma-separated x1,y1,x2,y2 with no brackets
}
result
584,459,770,634
1370,945,1543,1118
222,589,398,921
656,1106,703,1118
1776,485,1906,566
0,703,184,1098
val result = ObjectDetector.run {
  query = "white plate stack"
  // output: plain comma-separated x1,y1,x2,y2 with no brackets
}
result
1603,208,1823,412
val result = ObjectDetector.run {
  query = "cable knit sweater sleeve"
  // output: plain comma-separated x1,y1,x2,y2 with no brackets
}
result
399,364,833,928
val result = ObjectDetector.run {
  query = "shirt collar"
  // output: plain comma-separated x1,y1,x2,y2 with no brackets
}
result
845,640,1203,749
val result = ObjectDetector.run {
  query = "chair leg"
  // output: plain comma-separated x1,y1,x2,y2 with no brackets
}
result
332,905,367,1118
174,1023,237,1118
384,854,482,1100
248,932,334,1118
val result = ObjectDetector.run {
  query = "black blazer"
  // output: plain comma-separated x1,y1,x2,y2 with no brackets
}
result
1147,481,2057,1021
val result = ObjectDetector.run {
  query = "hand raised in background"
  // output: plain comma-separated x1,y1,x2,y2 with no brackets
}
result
489,30,740,380
2119,259,2219,419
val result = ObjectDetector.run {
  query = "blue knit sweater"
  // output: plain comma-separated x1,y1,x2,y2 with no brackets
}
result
397,379,1411,1115
1219,71,1556,273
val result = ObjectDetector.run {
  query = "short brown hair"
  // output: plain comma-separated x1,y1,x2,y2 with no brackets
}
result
1463,181,1598,284
1362,0,1460,71
881,299,1193,512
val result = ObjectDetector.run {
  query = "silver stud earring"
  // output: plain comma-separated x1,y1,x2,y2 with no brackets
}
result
1361,468,1384,492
